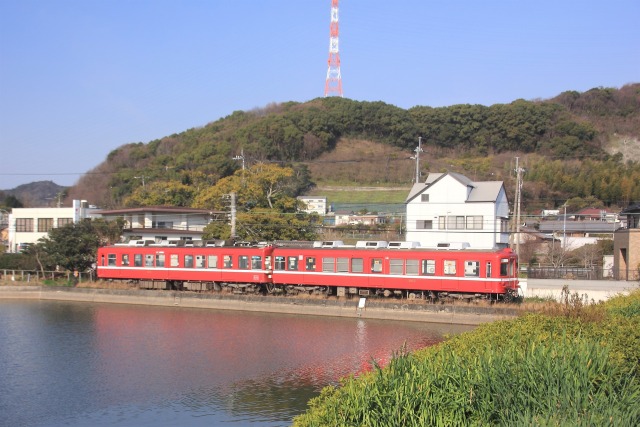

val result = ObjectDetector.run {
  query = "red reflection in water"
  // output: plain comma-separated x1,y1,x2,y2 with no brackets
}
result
93,304,468,400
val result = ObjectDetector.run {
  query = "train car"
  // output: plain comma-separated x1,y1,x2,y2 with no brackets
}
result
97,243,274,292
270,244,519,301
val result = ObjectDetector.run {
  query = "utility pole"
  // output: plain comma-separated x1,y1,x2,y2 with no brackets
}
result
230,192,237,241
513,158,524,258
413,137,423,184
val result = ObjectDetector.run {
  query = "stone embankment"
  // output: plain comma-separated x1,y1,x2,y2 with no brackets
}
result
0,285,518,326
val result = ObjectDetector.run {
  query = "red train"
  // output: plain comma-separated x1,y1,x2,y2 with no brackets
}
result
96,241,520,301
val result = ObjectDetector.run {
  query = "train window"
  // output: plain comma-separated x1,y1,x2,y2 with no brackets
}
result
406,259,419,276
274,256,285,270
239,256,249,269
145,254,154,267
156,253,165,268
500,259,510,276
337,257,349,273
464,261,480,277
486,262,492,278
305,257,316,271
322,257,335,272
223,255,232,269
196,255,205,268
444,260,456,275
185,255,194,268
134,254,143,267
208,255,218,268
107,254,116,266
170,254,179,267
351,258,363,273
422,259,436,275
122,254,129,266
371,258,383,273
100,254,105,266
251,256,262,269
288,256,298,270
390,259,403,275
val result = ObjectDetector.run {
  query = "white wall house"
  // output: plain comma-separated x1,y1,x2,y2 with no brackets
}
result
95,206,224,244
405,172,510,249
297,196,327,215
7,200,101,253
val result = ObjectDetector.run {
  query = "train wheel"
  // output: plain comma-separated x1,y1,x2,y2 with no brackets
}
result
408,292,416,300
266,283,275,293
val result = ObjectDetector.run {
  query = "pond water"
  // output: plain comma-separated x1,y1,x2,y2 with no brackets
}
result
0,300,472,426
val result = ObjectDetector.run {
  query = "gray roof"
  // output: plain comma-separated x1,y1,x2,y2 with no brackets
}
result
538,220,621,233
406,172,504,204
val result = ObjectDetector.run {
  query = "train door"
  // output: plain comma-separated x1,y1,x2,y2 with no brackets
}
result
443,259,459,290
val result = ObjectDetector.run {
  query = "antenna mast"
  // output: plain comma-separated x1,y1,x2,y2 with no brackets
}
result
324,0,343,97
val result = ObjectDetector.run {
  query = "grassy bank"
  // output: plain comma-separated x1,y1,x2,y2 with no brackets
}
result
293,290,640,426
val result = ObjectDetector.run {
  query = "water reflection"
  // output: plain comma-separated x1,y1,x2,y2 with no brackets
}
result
0,300,472,427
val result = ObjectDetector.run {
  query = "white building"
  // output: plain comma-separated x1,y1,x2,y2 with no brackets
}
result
405,172,510,249
7,200,101,252
297,196,327,215
94,206,223,244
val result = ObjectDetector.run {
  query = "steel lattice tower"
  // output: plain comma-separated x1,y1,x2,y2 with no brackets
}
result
324,0,343,97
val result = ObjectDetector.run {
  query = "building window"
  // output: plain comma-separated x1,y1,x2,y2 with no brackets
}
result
38,218,54,232
152,221,174,229
57,218,73,227
16,218,33,232
466,216,483,230
448,216,465,230
421,194,429,202
417,220,433,229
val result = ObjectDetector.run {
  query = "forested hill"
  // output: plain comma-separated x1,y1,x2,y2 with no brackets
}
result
68,83,640,211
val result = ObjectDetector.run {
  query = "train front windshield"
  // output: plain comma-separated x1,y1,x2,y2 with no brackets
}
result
500,258,515,277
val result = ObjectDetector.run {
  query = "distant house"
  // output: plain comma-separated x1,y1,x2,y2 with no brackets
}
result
404,172,510,249
95,206,224,244
7,200,101,253
613,203,640,281
297,196,327,215
333,210,384,227
538,210,621,249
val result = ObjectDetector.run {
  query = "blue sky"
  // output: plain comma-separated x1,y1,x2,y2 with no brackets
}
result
1,0,638,190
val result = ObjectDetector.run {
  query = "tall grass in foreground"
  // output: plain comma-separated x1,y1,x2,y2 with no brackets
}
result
293,290,640,427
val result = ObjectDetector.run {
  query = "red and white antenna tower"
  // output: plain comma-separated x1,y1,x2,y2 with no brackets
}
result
324,0,343,97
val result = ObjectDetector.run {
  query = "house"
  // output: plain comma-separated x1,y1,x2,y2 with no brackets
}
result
405,172,510,249
538,213,620,250
613,203,640,281
94,206,224,244
297,196,327,215
7,200,101,253
333,210,385,227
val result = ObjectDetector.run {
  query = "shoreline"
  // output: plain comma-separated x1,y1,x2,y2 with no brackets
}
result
0,285,518,326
